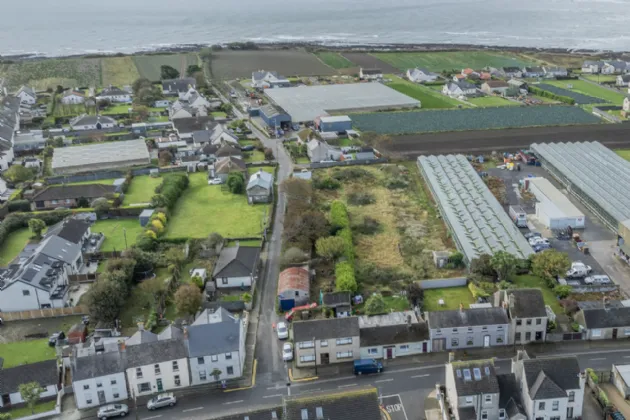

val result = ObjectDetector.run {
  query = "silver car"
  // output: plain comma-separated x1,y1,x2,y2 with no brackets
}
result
97,404,128,419
147,393,177,410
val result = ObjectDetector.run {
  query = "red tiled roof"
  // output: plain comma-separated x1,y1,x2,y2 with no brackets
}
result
462,68,474,75
278,267,309,293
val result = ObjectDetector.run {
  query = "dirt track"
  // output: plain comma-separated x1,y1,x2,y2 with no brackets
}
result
380,123,630,157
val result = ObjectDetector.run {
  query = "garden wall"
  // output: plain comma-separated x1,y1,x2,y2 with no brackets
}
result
419,277,467,289
310,158,387,169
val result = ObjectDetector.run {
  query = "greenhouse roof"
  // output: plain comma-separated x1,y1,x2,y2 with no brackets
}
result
418,154,533,262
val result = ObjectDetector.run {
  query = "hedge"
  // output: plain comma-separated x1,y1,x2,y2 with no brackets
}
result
337,227,354,263
468,282,490,299
335,261,357,293
330,200,350,230
0,210,71,248
8,200,31,213
151,173,189,209
528,86,576,105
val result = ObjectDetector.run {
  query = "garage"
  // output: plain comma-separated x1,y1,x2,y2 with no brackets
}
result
527,177,585,229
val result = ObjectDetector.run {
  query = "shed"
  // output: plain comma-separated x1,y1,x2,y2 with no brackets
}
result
112,178,126,193
613,364,630,398
278,267,310,311
322,291,352,317
317,116,352,133
67,323,88,344
432,251,451,268
527,177,585,229
139,209,155,227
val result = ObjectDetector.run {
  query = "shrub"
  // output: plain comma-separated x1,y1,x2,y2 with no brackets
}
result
315,236,346,260
560,298,579,316
571,322,581,332
227,172,245,194
335,261,357,293
497,280,513,290
151,219,164,234
587,368,598,384
337,228,354,263
331,167,373,181
151,174,189,209
8,200,31,213
154,212,167,223
553,285,572,299
448,252,465,268
469,282,490,299
347,192,376,206
313,177,340,190
365,294,387,316
330,200,349,230
282,247,309,265
351,216,381,235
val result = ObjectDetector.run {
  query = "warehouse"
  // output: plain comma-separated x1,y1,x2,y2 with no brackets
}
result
418,154,533,264
265,83,420,122
527,177,585,229
316,115,352,133
530,141,630,232
52,139,151,175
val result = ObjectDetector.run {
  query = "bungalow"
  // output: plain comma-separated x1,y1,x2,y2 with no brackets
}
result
69,114,117,130
306,139,342,162
0,360,59,409
97,86,132,103
212,156,247,182
582,60,604,74
407,68,439,83
479,72,492,81
215,144,242,159
246,169,274,204
212,244,260,289
359,311,431,359
252,71,290,89
543,66,568,78
503,67,523,78
15,86,37,105
71,350,128,409
61,90,85,105
522,66,544,78
322,291,352,318
359,68,382,80
294,317,360,367
172,116,214,140
427,307,509,351
442,81,477,98
617,74,630,87
162,78,196,96
31,184,116,211
481,80,510,96
277,266,310,310
574,304,630,340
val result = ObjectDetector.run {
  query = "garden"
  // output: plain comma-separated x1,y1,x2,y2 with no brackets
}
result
92,218,144,252
0,339,57,368
122,175,164,205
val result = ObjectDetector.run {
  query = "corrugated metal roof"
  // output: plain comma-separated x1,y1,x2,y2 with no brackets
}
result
528,177,584,219
417,154,533,262
531,141,630,224
320,115,351,123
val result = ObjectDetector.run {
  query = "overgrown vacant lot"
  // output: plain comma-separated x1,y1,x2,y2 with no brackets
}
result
373,51,530,72
210,50,335,79
0,58,102,90
166,173,270,239
101,56,140,86
133,53,199,81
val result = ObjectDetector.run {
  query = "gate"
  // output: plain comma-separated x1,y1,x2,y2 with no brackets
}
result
279,299,295,312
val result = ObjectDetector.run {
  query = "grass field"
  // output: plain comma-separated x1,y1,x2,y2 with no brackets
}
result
102,103,133,115
616,150,630,161
544,79,626,104
385,75,462,109
423,286,476,311
581,74,618,84
467,96,520,107
8,400,57,419
123,175,163,205
101,56,140,86
0,58,102,90
66,177,119,186
133,54,199,81
315,51,355,69
243,150,265,162
210,50,336,79
373,51,530,72
166,173,271,238
92,219,144,251
0,228,34,266
511,275,562,314
0,339,56,368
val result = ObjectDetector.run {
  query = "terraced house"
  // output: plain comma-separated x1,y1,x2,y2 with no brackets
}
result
293,317,360,368
494,289,548,345
0,95,20,170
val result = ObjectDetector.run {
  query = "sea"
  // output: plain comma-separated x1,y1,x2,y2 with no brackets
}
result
2,0,630,57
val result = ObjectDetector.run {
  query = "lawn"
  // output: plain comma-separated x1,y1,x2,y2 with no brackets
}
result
243,150,265,162
0,339,56,367
102,103,133,115
423,286,476,312
511,274,562,315
581,74,618,84
0,228,35,266
315,51,355,69
122,175,163,205
211,111,228,118
92,219,144,251
101,56,141,86
66,178,119,186
615,150,630,161
119,287,152,330
544,79,627,104
165,173,271,239
373,51,530,72
385,75,462,109
7,400,57,419
468,96,520,107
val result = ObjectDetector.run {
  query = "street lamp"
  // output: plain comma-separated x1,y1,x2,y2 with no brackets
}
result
313,336,318,376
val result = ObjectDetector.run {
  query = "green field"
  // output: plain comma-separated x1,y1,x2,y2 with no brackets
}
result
0,339,56,368
123,175,163,205
373,51,530,72
0,228,34,266
385,75,462,109
581,74,618,84
133,54,200,81
92,219,144,251
616,150,630,161
101,103,133,115
0,58,102,90
544,79,626,104
315,51,355,69
166,173,271,239
467,96,520,107
101,56,141,87
66,177,119,186
423,286,476,311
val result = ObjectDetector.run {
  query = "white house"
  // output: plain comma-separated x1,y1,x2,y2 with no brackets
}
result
251,71,290,89
97,86,132,103
480,80,510,96
207,123,239,147
187,308,247,385
0,96,20,171
359,311,431,359
71,350,128,409
617,74,630,87
359,68,382,80
0,360,59,408
162,78,197,97
623,97,630,113
69,114,117,130
212,244,259,288
15,86,37,105
442,81,477,98
61,90,85,105
407,68,439,83
543,66,568,78
602,61,628,75
581,61,603,74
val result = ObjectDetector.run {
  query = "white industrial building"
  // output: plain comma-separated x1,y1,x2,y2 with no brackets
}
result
527,177,585,229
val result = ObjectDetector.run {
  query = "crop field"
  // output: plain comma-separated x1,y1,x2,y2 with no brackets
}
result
133,53,199,81
339,53,400,74
537,83,609,104
315,51,355,69
350,105,602,134
210,50,335,79
0,58,102,90
385,75,462,109
101,56,140,86
543,79,627,104
373,51,530,72
467,96,520,107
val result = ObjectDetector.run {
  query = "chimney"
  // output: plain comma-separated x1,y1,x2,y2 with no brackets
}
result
183,326,188,340
459,302,464,312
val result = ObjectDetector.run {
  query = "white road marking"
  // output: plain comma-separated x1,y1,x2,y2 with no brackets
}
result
263,394,283,399
380,394,408,420
267,385,280,390
624,356,630,358
223,400,244,405
411,374,430,378
183,407,204,412
300,388,320,394
590,358,607,361
338,383,358,388
143,416,162,420
375,378,394,383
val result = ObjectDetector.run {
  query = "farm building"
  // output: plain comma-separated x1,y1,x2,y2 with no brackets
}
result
530,141,630,232
51,139,150,174
417,154,533,264
526,177,585,229
277,266,310,311
249,104,292,128
316,116,352,133
264,83,419,123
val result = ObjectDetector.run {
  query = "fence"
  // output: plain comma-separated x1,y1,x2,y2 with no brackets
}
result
592,107,622,123
546,332,584,342
418,277,467,289
309,158,387,169
68,273,99,283
46,166,187,185
569,284,619,294
0,306,87,321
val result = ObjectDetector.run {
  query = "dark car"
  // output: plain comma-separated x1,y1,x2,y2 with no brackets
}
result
353,359,383,375
241,145,255,152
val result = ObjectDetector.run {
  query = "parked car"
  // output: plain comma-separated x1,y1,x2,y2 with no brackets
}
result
276,321,289,340
241,145,255,152
208,177,223,185
566,262,592,279
282,342,294,361
524,232,542,240
354,359,383,375
533,243,551,253
97,404,129,420
48,331,65,347
529,237,550,246
147,393,176,410
585,275,611,284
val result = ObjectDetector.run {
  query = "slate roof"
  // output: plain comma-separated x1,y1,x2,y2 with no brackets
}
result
427,308,508,329
99,86,129,96
246,170,273,191
322,291,351,308
522,357,581,399
72,351,125,381
0,96,20,148
252,71,279,82
213,245,259,278
497,373,526,416
192,130,211,144
215,144,242,158
201,143,219,155
54,218,91,244
158,325,184,340
361,68,382,75
484,80,509,88
0,359,58,395
187,308,241,357
502,67,521,73
173,116,214,134
32,184,116,201
17,86,36,98
125,330,158,346
69,114,116,127
37,235,82,265
620,75,630,83
162,78,196,93
284,387,382,420
125,339,188,368
578,306,630,329
499,289,547,319
450,360,499,396
360,322,429,347
293,317,360,342
278,267,309,294
525,66,544,73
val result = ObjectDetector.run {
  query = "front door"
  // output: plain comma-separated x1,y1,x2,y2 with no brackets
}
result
157,378,163,392
386,347,394,359
320,353,330,365
97,391,106,405
613,328,618,339
422,342,428,353
483,335,490,348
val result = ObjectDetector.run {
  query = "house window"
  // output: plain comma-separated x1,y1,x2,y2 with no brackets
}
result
525,332,531,341
552,401,559,411
452,328,458,333
136,368,143,379
551,417,561,420
83,385,90,390
515,332,521,341
65,199,71,204
173,361,179,371
299,341,314,349
496,336,503,344
52,200,58,205
211,355,218,362
451,338,459,347
295,291,300,297
174,375,181,386
592,329,602,337
569,391,575,402
536,318,542,325
96,382,102,388
154,364,161,375
567,407,574,418
539,402,545,410
300,355,315,363
199,370,207,381
516,319,522,326
399,345,409,352
526,319,532,326
482,326,487,330
336,338,352,345
225,353,232,360
368,348,378,355
485,395,492,403
436,329,441,334
320,340,328,347
227,366,234,375
138,383,151,393
113,393,119,398
111,380,116,385
336,351,353,359
222,278,228,285
497,326,503,330
197,357,204,364
481,411,488,420
465,397,473,404
86,399,92,404
467,327,473,332
466,337,474,345
22,290,30,296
